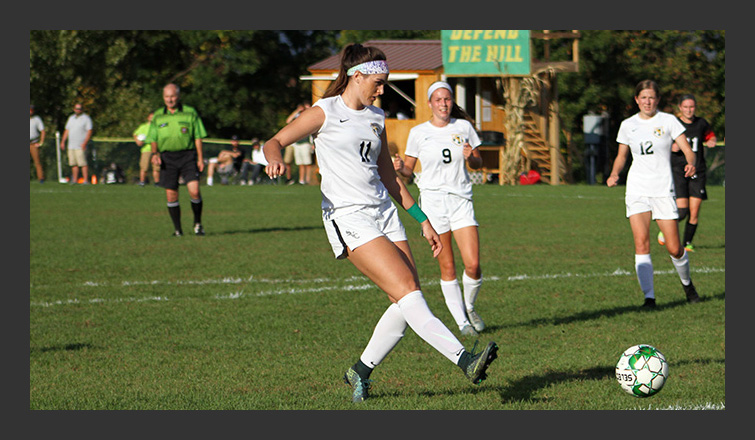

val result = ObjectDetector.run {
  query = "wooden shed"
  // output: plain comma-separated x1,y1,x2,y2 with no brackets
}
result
302,36,576,184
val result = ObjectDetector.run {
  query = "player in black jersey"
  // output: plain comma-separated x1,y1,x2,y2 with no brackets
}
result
664,94,717,252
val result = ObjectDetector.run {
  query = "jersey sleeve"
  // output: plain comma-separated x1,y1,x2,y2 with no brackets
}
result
404,127,421,158
466,121,482,148
668,115,686,140
194,115,208,139
616,120,630,145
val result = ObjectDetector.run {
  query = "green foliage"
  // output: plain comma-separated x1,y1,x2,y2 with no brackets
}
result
555,31,724,133
30,30,725,184
30,30,338,141
30,183,725,410
338,30,440,46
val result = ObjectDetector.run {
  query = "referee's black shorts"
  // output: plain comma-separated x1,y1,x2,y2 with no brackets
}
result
159,149,200,190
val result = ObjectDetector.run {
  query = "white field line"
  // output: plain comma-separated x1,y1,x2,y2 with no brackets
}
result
29,266,724,308
634,402,725,410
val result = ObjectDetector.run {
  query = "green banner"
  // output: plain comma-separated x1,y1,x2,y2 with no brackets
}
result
442,30,530,76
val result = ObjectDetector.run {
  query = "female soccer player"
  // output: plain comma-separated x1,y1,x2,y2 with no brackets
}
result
262,44,498,403
393,81,486,336
607,80,701,308
660,93,718,252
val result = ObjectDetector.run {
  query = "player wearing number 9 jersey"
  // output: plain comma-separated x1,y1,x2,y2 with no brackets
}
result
261,44,498,403
396,81,486,337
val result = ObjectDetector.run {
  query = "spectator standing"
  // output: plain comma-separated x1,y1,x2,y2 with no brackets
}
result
29,104,45,183
607,80,701,308
287,102,314,185
659,94,718,252
134,112,159,186
147,83,208,237
263,43,498,403
59,103,93,184
394,81,485,336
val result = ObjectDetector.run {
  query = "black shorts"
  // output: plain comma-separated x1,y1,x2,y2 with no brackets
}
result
159,149,200,190
671,157,707,200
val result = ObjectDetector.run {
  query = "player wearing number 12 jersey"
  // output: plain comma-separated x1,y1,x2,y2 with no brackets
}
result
608,80,701,309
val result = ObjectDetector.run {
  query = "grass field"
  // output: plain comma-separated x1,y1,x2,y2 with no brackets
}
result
29,181,725,410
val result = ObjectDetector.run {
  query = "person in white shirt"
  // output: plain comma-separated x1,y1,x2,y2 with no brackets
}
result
29,104,46,183
59,103,93,184
239,139,269,185
393,81,486,337
607,80,700,308
262,43,498,403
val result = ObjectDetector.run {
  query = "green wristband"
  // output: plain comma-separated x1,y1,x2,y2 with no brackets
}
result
407,203,428,223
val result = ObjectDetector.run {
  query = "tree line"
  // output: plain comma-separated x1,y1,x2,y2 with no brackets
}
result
30,30,724,182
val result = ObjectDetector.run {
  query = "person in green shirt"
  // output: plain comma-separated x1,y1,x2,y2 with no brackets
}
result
147,83,208,236
133,112,158,186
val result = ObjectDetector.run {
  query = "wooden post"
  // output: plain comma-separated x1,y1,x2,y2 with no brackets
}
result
549,75,561,185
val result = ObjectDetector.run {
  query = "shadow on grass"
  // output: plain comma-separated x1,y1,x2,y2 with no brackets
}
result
497,356,724,404
365,355,724,404
32,342,95,354
487,291,725,331
212,225,323,236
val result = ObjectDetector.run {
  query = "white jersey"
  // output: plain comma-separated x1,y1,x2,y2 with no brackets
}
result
405,118,481,200
616,111,685,197
30,115,45,142
313,95,389,218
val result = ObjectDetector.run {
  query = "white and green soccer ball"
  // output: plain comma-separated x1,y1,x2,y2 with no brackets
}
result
615,344,669,397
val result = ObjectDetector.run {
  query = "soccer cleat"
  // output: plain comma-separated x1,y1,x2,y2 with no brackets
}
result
641,297,656,309
657,231,665,246
684,243,696,253
343,367,371,403
464,341,498,385
194,223,205,236
460,324,479,337
467,309,486,332
683,281,700,303
172,230,183,237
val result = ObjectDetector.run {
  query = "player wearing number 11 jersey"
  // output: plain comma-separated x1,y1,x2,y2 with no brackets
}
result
262,45,498,403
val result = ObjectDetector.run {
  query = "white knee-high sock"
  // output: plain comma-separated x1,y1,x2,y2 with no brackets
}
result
440,279,471,330
397,291,465,364
359,303,407,369
462,272,482,311
670,249,691,286
635,254,654,299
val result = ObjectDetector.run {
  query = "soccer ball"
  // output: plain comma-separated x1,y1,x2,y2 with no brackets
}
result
615,344,669,397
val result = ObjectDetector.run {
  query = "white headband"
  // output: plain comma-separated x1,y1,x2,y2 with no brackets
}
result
427,81,453,100
347,60,389,76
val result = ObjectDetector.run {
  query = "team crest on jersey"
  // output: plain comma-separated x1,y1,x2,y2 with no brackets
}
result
181,127,188,134
370,123,383,138
653,127,664,138
452,134,464,146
